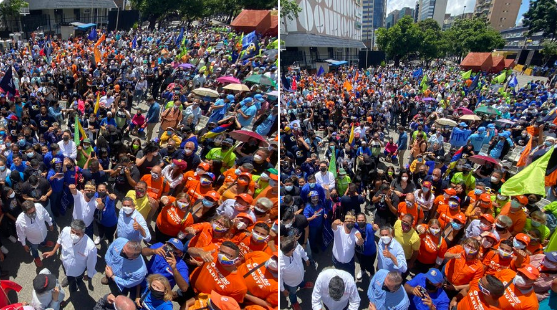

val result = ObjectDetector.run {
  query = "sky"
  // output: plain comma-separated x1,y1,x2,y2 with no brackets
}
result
386,0,531,26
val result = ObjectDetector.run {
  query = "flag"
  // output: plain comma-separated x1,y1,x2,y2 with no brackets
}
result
413,68,423,79
242,31,257,49
420,75,428,90
93,92,101,115
329,146,337,178
317,66,324,77
343,80,353,92
467,74,480,93
88,27,97,41
495,72,506,84
501,146,554,196
132,36,137,49
291,78,297,91
74,115,81,146
0,67,16,97
94,47,101,64
94,33,106,47
348,124,355,145
508,75,518,88
201,123,232,141
461,70,472,80
450,147,463,164
516,126,538,167
175,27,184,47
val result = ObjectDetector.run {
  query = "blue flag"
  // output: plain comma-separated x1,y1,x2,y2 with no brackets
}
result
88,28,97,41
413,68,423,79
132,36,137,49
175,28,184,47
509,75,518,88
242,31,257,49
317,66,325,77
0,67,16,97
466,74,480,94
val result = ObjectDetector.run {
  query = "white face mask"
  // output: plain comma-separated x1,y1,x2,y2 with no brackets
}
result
122,207,134,215
70,233,82,243
513,274,531,291
401,177,408,182
381,236,392,244
429,228,440,235
267,257,278,271
481,239,493,248
176,201,188,209
236,221,247,230
185,149,193,155
253,154,263,162
8,191,14,199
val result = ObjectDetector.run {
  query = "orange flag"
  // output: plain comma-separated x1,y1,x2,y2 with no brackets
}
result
94,33,106,48
516,126,537,167
94,47,101,64
343,80,353,92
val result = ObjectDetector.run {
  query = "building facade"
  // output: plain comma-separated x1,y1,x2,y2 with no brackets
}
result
474,0,521,32
417,0,447,27
361,0,386,47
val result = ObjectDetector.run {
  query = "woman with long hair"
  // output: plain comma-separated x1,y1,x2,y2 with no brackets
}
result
217,172,252,204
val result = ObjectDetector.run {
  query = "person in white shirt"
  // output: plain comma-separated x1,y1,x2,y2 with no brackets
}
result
312,269,360,310
15,200,54,267
315,161,335,191
43,219,97,293
70,182,101,240
116,197,151,243
377,226,408,273
57,130,77,160
331,212,364,278
32,269,65,310
280,236,313,310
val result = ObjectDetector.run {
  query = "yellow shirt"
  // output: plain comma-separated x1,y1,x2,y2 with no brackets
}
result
126,190,151,219
393,219,421,260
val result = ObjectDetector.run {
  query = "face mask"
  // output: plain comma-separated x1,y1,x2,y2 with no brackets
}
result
513,238,526,249
422,187,429,193
448,201,459,209
0,166,5,172
200,178,212,186
122,207,133,215
388,171,394,176
151,171,160,180
490,176,499,183
497,194,507,201
135,190,145,198
545,141,553,147
235,168,241,176
267,257,278,270
308,182,316,188
27,212,37,219
212,223,228,233
283,221,293,229
18,139,25,146
166,131,173,136
456,165,463,170
381,236,392,244
70,233,82,243
429,228,440,235
432,175,439,181
269,180,277,187
345,223,355,230
532,219,541,227
482,239,493,248
150,287,165,300
474,189,482,195
285,185,293,191
195,169,205,176
185,149,193,155
202,199,213,207
498,248,513,258
236,221,247,230
120,250,133,260
152,152,159,157
218,253,237,266
425,280,437,291
319,167,327,172
401,177,408,182
260,173,269,181
513,274,531,291
63,136,69,141
405,200,414,208
417,158,423,162
510,200,522,211
8,191,14,199
177,201,188,209
464,246,478,255
252,232,268,242
26,152,34,158
357,222,366,229
451,222,463,230
253,154,263,162
543,258,557,269
85,192,95,199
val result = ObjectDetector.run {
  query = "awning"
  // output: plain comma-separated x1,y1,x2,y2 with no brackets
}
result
283,33,366,49
325,59,348,66
71,23,96,31
29,0,116,10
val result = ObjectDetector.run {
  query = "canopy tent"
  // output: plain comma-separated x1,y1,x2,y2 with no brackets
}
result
325,59,348,66
231,10,274,35
460,52,493,72
504,59,516,69
71,23,96,31
490,56,505,73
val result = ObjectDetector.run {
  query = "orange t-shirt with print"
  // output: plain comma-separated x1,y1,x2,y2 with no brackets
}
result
444,245,484,286
457,278,501,310
416,225,448,265
237,251,278,308
397,202,424,227
496,269,539,310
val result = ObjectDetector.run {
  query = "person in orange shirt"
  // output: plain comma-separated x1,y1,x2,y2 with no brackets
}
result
233,222,274,258
464,183,487,208
435,195,464,229
183,162,211,184
217,172,253,203
444,238,485,295
495,264,540,310
237,251,278,309
478,232,500,259
185,172,216,203
230,213,255,243
221,162,254,186
499,195,528,236
397,193,424,227
482,238,528,276
452,275,505,310
188,241,248,303
414,219,448,273
155,192,193,242
141,165,170,201
254,171,278,210
186,214,231,255
433,188,456,210
465,193,494,221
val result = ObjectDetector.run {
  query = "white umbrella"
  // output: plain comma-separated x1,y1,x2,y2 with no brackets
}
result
459,114,481,121
435,118,458,127
224,84,250,92
192,88,219,97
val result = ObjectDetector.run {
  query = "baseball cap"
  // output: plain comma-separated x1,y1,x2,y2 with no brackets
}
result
453,213,466,224
236,193,253,204
480,231,499,242
444,188,457,196
222,138,234,145
422,181,432,188
479,193,491,202
33,273,57,294
166,238,184,252
514,195,528,205
480,213,495,224
204,190,220,201
515,233,531,246
236,212,254,224
172,159,187,170
449,195,461,202
210,290,241,310
425,268,444,284
202,172,216,181
517,264,540,280
545,251,557,263
459,122,468,127
198,162,211,171
308,191,319,197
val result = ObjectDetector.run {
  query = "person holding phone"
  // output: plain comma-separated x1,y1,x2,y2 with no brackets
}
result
140,238,189,295
404,268,450,310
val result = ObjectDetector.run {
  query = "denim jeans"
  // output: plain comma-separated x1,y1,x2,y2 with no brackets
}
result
28,240,46,258
332,255,355,279
283,280,306,305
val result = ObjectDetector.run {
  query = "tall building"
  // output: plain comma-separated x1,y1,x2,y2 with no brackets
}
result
385,9,399,28
281,0,365,67
362,0,386,47
399,7,415,21
474,0,521,32
417,0,448,27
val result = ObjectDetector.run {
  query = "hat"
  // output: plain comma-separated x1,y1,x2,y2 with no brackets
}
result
172,159,187,170
236,212,254,224
459,122,468,127
338,168,347,175
82,138,91,144
425,268,444,284
33,273,57,293
254,94,265,102
453,213,466,224
166,238,184,252
52,158,62,165
480,213,495,224
514,195,528,205
479,193,491,202
284,126,291,132
487,124,495,129
308,190,319,198
244,97,253,103
444,188,457,196
202,172,216,181
236,193,253,204
463,163,472,170
204,190,220,201
480,231,499,242
422,181,432,188
226,94,235,102
517,264,540,280
449,195,460,202
515,233,531,245
198,162,211,171
545,251,557,263
222,138,234,145
210,290,241,310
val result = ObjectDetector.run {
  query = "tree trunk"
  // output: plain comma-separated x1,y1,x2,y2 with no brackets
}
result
148,15,157,30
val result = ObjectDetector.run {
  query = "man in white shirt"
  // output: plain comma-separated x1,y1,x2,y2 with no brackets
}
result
331,212,364,278
70,183,101,239
377,226,408,273
315,161,335,191
312,269,360,310
16,200,54,267
43,219,97,293
57,130,77,160
280,237,313,310
32,269,65,310
116,197,151,243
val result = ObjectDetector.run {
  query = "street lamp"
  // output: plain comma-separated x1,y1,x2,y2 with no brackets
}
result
462,5,466,18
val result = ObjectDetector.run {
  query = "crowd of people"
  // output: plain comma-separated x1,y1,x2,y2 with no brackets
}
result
0,19,279,310
279,63,557,310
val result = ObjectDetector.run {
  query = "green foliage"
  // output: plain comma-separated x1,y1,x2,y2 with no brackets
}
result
0,0,27,18
541,41,557,64
281,0,302,21
523,0,557,39
443,17,505,58
417,18,443,61
376,16,422,66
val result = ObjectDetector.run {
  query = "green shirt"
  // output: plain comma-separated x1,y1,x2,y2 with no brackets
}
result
77,146,94,168
451,172,476,190
336,175,351,196
205,148,237,172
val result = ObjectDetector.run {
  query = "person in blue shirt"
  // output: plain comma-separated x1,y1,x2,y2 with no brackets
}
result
43,143,64,170
102,238,147,297
303,190,331,255
236,97,257,128
356,141,372,157
46,158,64,217
145,96,161,141
367,269,410,310
397,126,408,170
207,94,234,124
100,112,117,128
467,126,487,153
10,154,26,173
355,212,377,281
404,268,450,310
141,238,189,293
137,274,173,310
95,183,118,245
300,174,326,205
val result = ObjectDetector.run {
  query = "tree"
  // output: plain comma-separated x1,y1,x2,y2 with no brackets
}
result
523,0,557,40
417,19,443,64
541,41,557,66
130,0,181,29
0,0,26,31
179,0,210,25
376,16,422,66
443,17,505,61
281,0,302,21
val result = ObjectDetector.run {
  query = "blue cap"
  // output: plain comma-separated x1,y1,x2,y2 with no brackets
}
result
166,238,184,252
244,97,253,103
478,127,486,133
308,190,319,197
459,122,468,127
425,268,444,284
226,94,235,102
254,94,264,102
52,158,62,164
487,124,495,129
546,251,557,263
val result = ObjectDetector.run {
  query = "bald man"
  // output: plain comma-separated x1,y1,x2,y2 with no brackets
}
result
93,293,135,310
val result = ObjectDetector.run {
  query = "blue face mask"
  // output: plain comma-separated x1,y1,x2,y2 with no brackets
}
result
0,131,5,136
202,199,213,207
474,189,482,195
308,182,316,188
451,222,463,230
